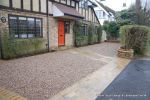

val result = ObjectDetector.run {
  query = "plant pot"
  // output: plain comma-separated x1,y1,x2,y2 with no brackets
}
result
117,48,134,59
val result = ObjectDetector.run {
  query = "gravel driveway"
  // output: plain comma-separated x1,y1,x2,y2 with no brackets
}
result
0,43,120,100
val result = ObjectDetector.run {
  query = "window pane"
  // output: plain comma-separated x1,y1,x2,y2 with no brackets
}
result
18,17,27,38
0,0,9,6
35,19,42,37
23,0,31,10
82,24,87,36
12,0,21,8
41,0,46,13
28,18,35,38
33,0,39,12
9,16,18,38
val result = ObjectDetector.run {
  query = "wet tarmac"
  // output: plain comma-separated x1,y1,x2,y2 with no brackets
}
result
96,60,150,100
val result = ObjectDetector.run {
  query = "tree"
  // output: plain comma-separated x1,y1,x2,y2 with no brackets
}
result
115,2,150,27
103,21,119,40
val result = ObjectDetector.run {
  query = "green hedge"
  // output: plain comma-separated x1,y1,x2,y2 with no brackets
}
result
103,21,119,40
76,36,88,46
74,21,102,47
120,25,150,55
1,32,46,59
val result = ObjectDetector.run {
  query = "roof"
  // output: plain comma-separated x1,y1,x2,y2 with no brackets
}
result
89,0,97,7
96,1,115,15
54,3,84,19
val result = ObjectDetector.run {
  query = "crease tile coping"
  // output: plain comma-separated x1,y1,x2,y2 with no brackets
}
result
49,57,131,100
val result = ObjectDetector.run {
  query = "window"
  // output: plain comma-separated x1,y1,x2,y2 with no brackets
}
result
103,11,106,18
79,0,84,8
9,16,18,38
9,15,43,38
82,24,88,36
0,0,9,7
79,0,88,8
123,3,126,7
64,21,70,34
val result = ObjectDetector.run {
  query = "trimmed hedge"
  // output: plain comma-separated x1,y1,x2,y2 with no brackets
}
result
120,25,150,55
1,31,46,59
74,21,102,47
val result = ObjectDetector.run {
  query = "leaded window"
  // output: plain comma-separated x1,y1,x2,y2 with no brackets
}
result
82,24,88,36
9,15,43,38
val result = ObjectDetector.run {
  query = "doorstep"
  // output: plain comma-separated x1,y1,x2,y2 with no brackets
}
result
49,57,131,100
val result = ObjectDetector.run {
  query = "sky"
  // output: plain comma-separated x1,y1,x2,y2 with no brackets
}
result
100,0,136,11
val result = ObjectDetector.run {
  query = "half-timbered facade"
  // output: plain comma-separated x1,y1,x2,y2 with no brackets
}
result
0,0,100,54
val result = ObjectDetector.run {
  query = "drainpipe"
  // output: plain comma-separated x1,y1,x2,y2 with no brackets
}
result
47,0,50,52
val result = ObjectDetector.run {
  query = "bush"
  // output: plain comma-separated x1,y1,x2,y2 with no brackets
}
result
88,23,94,44
120,25,150,55
1,31,46,59
103,21,119,40
97,25,102,42
74,21,89,46
74,21,101,46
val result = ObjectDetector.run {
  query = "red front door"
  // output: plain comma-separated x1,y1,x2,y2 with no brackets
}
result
58,20,65,46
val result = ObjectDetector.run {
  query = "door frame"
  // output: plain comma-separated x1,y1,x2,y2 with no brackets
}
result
58,20,65,46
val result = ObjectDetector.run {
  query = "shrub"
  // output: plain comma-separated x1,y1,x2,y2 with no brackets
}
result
88,23,94,44
103,21,119,40
74,21,89,46
116,4,150,27
1,30,46,59
97,25,102,42
74,21,102,46
120,25,150,55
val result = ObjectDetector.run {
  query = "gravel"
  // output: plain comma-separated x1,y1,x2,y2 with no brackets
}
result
0,43,120,100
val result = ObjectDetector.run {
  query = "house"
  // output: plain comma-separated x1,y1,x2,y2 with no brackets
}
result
140,0,150,10
0,0,100,58
93,0,115,25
